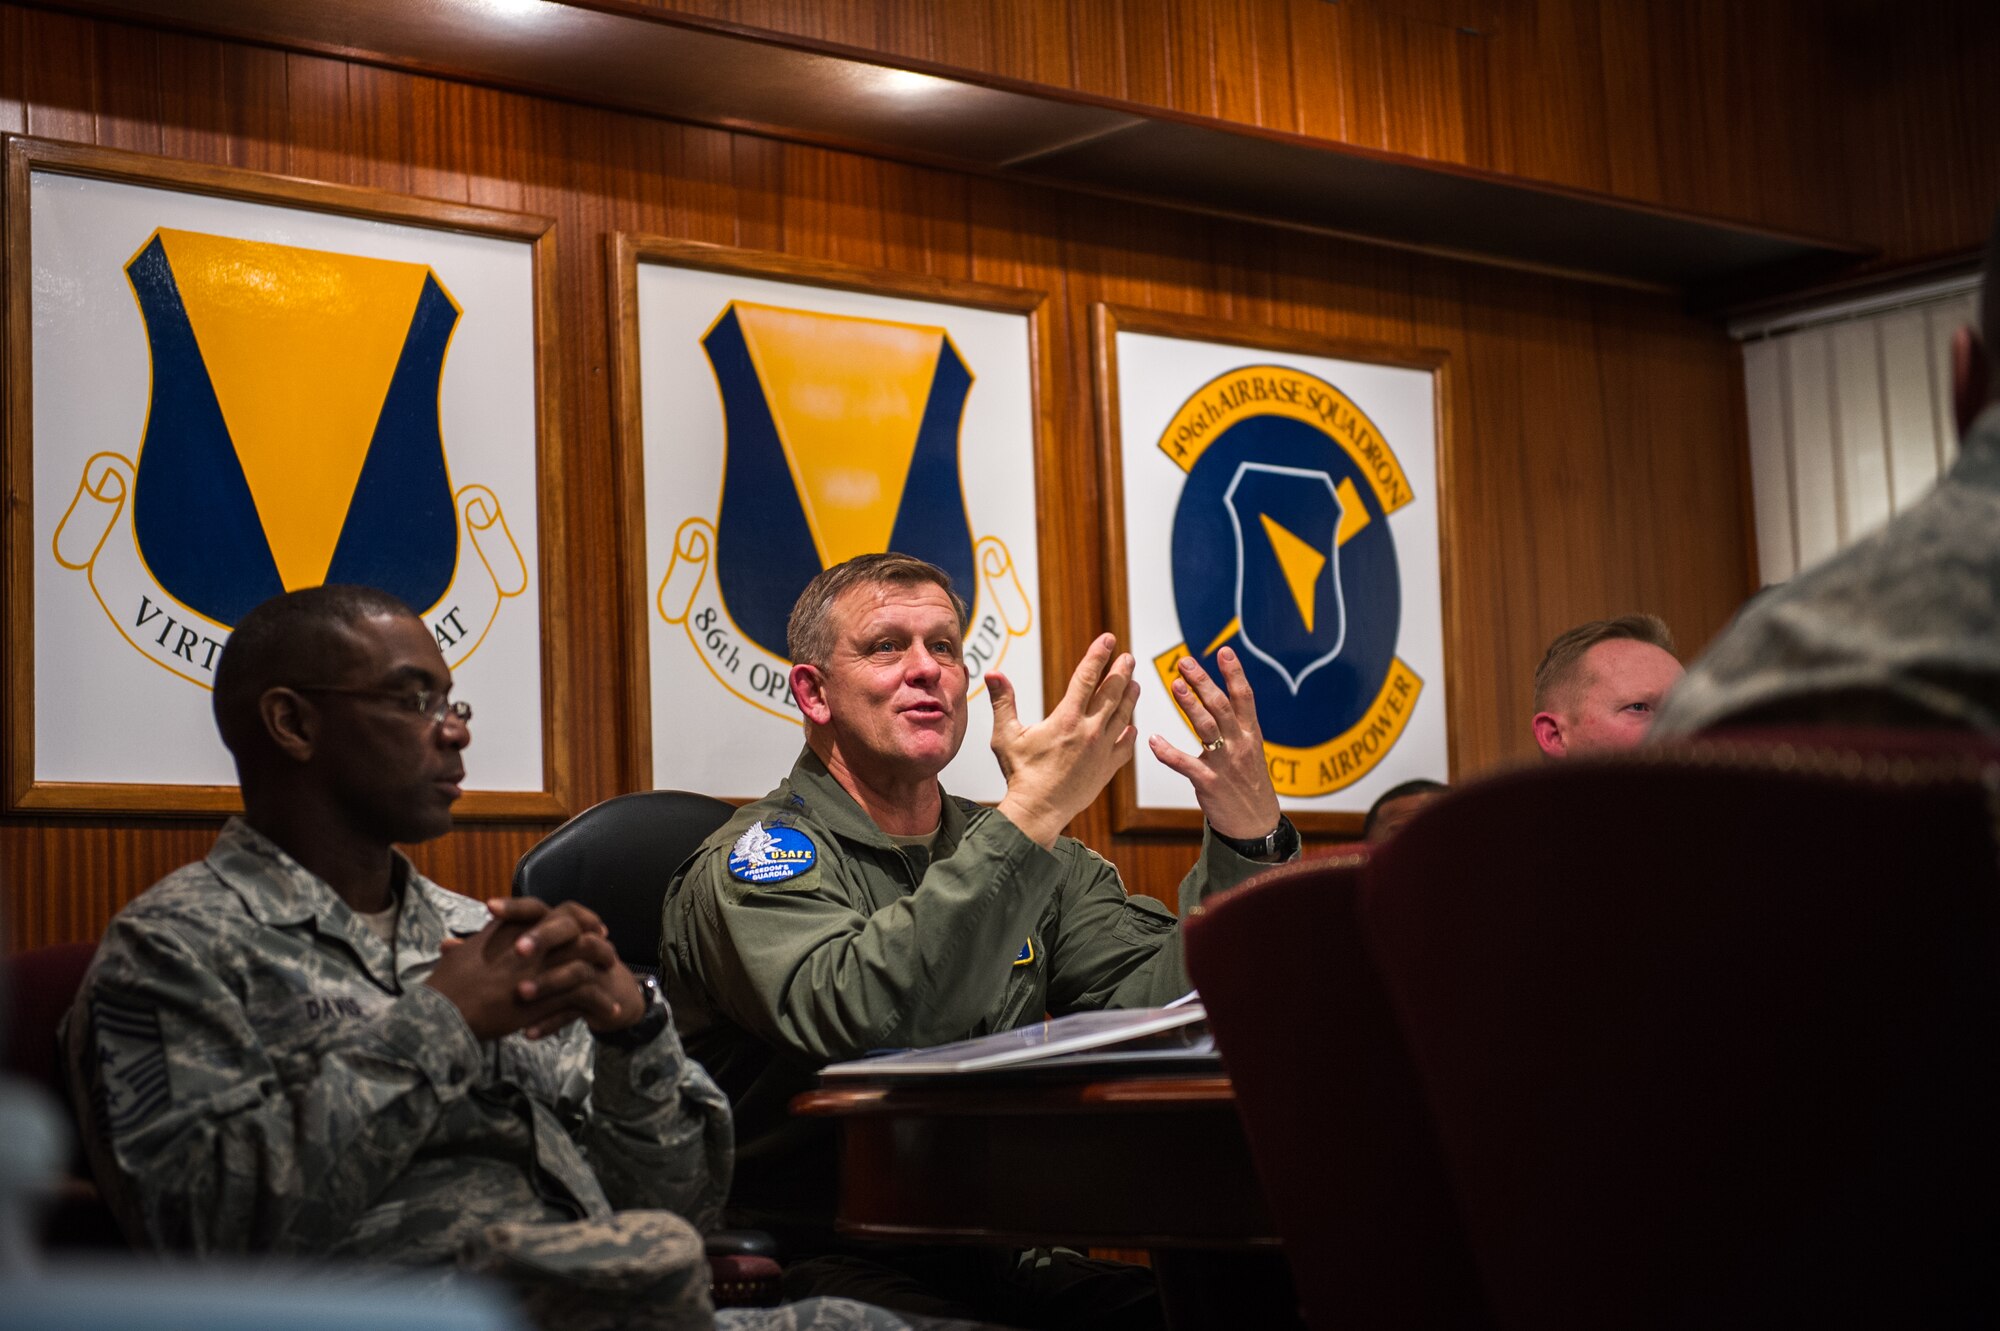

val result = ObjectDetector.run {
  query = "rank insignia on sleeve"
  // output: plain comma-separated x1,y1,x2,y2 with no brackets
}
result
727,821,818,885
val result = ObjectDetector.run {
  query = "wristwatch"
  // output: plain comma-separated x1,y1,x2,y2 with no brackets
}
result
1214,816,1300,862
598,970,670,1051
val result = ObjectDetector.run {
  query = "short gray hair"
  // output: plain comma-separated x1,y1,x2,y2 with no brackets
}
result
786,553,969,668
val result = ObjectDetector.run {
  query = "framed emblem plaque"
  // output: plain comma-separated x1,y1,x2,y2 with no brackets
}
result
611,238,1050,803
4,137,569,816
1095,304,1457,836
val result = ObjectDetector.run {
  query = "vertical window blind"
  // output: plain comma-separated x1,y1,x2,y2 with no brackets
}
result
1735,276,1980,586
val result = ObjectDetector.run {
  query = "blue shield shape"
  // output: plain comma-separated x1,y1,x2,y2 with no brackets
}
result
703,302,977,659
1224,462,1344,693
124,231,459,628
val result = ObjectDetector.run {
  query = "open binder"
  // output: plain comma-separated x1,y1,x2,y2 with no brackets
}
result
819,1004,1218,1081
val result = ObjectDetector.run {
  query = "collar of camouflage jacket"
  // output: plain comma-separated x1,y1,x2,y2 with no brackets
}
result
204,817,479,988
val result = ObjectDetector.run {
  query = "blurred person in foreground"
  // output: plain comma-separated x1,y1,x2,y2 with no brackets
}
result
1654,206,2000,739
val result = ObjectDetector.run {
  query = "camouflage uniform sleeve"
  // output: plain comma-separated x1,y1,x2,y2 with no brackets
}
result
566,1017,734,1232
683,812,1065,1062
1046,824,1296,1012
66,911,484,1254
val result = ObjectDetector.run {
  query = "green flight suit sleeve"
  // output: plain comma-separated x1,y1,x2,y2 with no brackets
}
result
66,909,484,1255
1044,823,1290,1012
681,809,1065,1063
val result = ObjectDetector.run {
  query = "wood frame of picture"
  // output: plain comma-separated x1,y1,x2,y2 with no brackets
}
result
1093,302,1460,838
607,235,1057,798
3,135,571,818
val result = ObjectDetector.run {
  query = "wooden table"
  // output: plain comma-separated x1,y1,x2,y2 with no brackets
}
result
792,1073,1299,1328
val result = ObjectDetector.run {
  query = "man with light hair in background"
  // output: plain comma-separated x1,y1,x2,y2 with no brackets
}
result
1531,614,1684,758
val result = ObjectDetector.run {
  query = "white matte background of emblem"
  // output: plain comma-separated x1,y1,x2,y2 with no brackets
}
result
637,264,1043,802
1116,331,1449,814
30,173,545,791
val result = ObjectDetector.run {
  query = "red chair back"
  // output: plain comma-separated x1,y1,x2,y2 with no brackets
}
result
4,941,98,1095
1363,735,2000,1328
1187,849,1490,1330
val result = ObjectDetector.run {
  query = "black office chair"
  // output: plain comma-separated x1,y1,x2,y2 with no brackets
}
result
512,789,736,973
512,790,779,1308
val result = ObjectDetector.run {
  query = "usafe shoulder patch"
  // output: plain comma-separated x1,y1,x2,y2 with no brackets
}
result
727,820,818,887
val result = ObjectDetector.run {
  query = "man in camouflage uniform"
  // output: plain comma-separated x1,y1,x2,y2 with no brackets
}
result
1653,210,2000,739
63,585,948,1331
661,554,1298,1326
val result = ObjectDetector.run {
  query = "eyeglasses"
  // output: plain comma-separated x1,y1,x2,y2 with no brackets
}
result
294,685,472,726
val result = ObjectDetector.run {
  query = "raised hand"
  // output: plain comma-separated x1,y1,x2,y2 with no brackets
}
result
988,632,1141,847
1149,646,1283,841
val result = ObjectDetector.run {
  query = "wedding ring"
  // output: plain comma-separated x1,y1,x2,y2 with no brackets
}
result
1203,738,1226,753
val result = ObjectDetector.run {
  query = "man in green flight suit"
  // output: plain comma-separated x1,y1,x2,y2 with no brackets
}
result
661,553,1300,1328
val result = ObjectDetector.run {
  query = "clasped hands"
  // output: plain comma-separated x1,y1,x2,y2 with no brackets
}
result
426,899,647,1044
988,635,1282,849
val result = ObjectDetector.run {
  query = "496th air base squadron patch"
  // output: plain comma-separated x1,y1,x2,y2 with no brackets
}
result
1151,365,1427,797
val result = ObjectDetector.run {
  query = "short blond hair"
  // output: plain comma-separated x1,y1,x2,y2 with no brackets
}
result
1533,614,1676,714
786,553,969,668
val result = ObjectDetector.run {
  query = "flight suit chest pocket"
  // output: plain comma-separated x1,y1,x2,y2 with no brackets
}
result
1110,897,1176,945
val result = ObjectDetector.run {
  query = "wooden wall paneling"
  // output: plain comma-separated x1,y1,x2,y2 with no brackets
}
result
1065,1,1125,102
1478,0,1601,196
727,133,786,253
1446,271,1606,768
1586,288,1753,658
1162,0,1221,123
1110,0,1175,114
20,7,95,145
875,158,971,282
345,61,452,203
88,20,163,156
1824,0,2000,264
0,8,24,136
626,0,1995,264
983,0,1068,89
153,30,230,166
213,39,287,175
454,81,531,216
1241,0,1299,138
281,49,352,184
553,107,630,812
7,820,220,952
1594,0,1665,208
1374,9,1474,169
1286,1,1368,150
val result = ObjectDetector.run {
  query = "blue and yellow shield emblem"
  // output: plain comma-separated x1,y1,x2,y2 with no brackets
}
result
705,303,977,658
658,302,1030,721
53,230,526,686
1151,365,1425,796
125,230,458,624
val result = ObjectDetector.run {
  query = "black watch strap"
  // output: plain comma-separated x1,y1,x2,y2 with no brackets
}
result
598,971,669,1051
1215,816,1299,861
